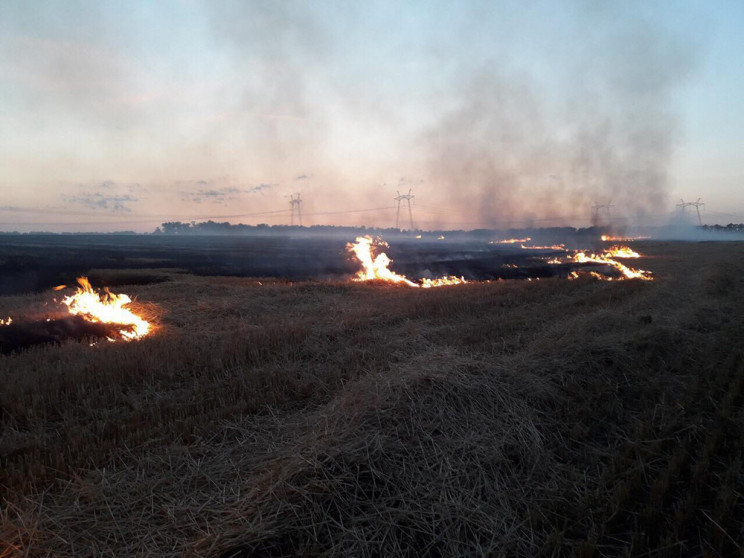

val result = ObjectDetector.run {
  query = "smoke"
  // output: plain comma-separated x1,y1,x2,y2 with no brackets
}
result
417,4,699,229
204,1,330,180
0,1,704,231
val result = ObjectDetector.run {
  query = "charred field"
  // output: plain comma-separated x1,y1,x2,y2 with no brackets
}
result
1,238,743,556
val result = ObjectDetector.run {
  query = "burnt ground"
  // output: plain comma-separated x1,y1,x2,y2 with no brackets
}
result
0,231,610,295
0,316,134,354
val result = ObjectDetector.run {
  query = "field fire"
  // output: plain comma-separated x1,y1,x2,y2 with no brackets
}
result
347,235,653,285
1,235,743,557
0,277,151,353
347,236,466,287
3,1,744,554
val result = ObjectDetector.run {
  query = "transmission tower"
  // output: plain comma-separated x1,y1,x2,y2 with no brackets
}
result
677,198,704,226
591,201,614,226
289,193,303,226
394,189,415,230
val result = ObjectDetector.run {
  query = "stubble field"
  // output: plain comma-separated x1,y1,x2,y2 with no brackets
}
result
1,241,743,556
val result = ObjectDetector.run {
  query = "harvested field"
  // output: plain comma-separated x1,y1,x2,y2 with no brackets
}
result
1,241,743,556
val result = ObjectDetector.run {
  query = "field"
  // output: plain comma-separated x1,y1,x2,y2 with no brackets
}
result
1,240,743,556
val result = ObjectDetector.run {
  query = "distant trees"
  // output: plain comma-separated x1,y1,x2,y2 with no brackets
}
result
701,223,744,233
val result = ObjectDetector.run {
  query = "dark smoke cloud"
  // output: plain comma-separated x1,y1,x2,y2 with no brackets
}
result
418,6,698,228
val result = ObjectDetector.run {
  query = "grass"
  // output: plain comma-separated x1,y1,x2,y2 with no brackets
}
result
1,241,743,556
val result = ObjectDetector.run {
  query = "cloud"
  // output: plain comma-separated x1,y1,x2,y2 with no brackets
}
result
179,181,277,204
61,181,140,213
62,193,138,213
247,183,277,193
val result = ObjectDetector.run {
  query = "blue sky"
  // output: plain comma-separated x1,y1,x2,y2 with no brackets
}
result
0,0,742,231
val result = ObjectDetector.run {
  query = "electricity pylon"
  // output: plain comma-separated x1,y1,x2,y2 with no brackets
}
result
394,189,415,230
591,201,614,226
290,193,303,226
677,198,704,226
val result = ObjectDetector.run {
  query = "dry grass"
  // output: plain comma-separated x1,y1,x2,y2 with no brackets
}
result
1,242,744,556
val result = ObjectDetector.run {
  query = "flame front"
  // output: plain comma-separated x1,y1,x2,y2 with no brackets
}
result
492,237,531,244
520,243,566,250
605,245,640,258
347,236,465,288
544,245,652,280
571,250,652,280
62,277,151,340
601,234,649,242
0,317,11,326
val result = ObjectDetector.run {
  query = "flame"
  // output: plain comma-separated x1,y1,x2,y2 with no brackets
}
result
605,245,640,258
347,236,465,288
437,235,446,240
571,251,652,281
0,317,12,326
601,234,649,242
421,276,467,288
520,244,566,250
62,277,151,340
546,246,652,280
492,237,531,244
346,237,418,286
52,284,67,291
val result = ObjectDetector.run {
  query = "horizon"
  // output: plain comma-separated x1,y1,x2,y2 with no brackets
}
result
2,1,744,232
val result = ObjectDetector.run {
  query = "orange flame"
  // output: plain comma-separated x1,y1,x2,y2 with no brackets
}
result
545,246,652,280
601,234,649,242
421,276,467,288
605,245,640,258
52,284,67,291
62,277,151,340
571,251,652,280
492,237,531,244
520,244,566,250
347,236,465,288
0,317,12,326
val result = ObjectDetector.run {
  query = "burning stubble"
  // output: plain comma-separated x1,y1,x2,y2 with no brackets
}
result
347,235,653,284
0,277,151,353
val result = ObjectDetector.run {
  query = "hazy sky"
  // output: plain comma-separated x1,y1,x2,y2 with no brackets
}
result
1,0,742,232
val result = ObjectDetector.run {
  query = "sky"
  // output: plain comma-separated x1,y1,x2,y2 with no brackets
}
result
1,0,743,232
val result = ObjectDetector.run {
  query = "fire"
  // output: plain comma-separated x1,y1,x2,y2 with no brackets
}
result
0,317,12,326
605,245,640,258
571,251,652,281
52,284,67,291
346,236,465,288
545,245,652,280
492,237,531,244
62,277,151,340
601,234,649,242
521,244,566,250
421,276,467,288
